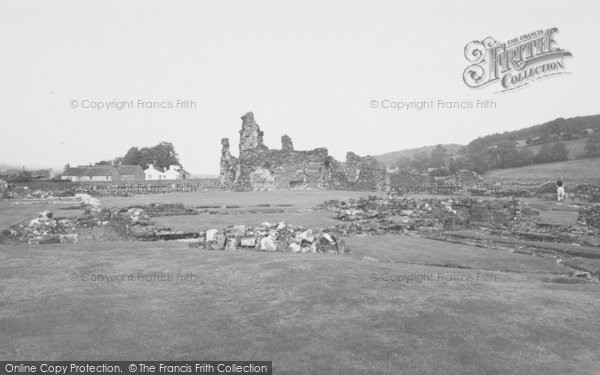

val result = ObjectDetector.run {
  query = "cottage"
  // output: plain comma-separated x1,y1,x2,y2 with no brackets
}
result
117,165,145,181
143,164,165,180
62,165,145,182
164,165,188,180
144,164,188,180
62,166,115,181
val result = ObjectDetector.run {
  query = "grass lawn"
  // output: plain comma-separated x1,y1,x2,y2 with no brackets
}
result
484,157,600,184
0,201,84,229
1,239,599,374
98,190,384,210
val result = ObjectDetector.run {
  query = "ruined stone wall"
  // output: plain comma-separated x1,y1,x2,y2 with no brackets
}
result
220,112,385,191
345,152,386,191
219,138,239,188
388,171,433,186
236,147,333,191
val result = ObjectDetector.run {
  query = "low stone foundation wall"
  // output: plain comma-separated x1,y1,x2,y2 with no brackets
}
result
579,205,600,229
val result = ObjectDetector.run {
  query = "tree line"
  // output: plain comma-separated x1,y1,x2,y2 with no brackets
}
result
93,142,182,170
393,136,600,175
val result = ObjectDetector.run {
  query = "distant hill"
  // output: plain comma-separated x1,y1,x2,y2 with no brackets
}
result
0,164,25,171
469,114,600,172
372,144,464,166
371,114,600,172
0,163,57,173
479,114,600,146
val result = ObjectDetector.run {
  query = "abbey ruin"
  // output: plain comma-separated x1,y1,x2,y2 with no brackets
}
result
219,112,386,191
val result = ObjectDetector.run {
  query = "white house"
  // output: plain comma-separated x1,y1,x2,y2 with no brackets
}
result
163,165,184,180
144,164,165,180
143,164,188,180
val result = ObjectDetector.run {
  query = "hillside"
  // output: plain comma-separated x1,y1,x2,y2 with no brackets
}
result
521,138,587,160
484,157,600,184
481,114,600,145
373,144,464,166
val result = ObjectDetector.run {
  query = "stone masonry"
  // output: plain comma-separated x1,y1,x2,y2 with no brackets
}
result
220,112,386,191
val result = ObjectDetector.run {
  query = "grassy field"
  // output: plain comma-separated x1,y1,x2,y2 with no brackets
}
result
484,157,600,184
98,190,383,210
0,201,84,230
101,190,386,232
1,191,600,373
1,239,600,374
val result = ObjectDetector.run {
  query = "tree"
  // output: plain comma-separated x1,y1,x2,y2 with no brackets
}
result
551,143,569,161
465,138,492,173
488,140,519,169
515,148,534,167
534,142,569,163
119,142,181,170
113,157,123,167
150,142,180,170
411,151,431,171
584,135,600,157
430,144,449,168
122,147,144,167
393,156,413,171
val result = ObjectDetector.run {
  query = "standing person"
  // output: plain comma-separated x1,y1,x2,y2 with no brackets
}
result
556,177,565,202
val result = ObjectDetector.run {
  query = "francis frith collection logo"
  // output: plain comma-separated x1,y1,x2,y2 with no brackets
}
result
463,27,572,92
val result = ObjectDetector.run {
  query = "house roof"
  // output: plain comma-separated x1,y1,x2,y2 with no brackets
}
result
145,165,184,173
64,166,116,177
64,165,144,177
117,165,143,175
145,165,164,173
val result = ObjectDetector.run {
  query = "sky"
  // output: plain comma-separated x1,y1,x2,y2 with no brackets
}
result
1,0,599,174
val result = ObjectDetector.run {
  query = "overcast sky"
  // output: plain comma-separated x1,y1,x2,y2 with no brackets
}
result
1,0,599,174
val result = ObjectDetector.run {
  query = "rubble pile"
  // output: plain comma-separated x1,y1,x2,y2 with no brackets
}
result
0,179,9,197
572,184,600,203
21,189,57,200
578,205,600,230
320,195,600,246
5,211,79,245
128,203,199,217
5,206,200,244
74,193,101,206
109,207,157,239
89,206,347,252
320,195,540,233
194,222,348,254
5,204,113,244
4,202,351,254
467,198,539,228
0,186,58,200
103,206,200,240
439,170,483,186
520,182,600,202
